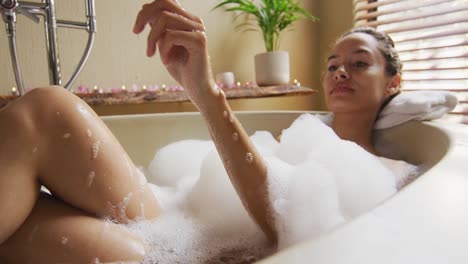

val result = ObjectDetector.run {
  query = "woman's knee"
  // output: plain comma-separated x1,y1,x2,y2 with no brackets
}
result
17,87,98,138
23,86,78,113
1,86,73,130
24,86,69,99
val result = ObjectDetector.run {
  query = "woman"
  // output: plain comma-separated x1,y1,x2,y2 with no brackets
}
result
132,0,404,242
0,0,409,262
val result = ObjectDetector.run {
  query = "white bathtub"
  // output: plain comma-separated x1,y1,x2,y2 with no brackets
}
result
102,111,468,264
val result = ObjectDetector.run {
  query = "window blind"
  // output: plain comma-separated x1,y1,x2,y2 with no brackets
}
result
353,0,468,124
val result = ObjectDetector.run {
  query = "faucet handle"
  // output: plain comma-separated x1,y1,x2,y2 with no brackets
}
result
16,6,40,23
0,0,16,9
0,0,40,23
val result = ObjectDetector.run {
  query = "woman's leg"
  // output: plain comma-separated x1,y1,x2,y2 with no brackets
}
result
0,87,160,259
0,193,145,263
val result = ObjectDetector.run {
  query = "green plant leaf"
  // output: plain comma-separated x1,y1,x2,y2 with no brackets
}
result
241,28,260,34
213,0,318,51
234,21,257,31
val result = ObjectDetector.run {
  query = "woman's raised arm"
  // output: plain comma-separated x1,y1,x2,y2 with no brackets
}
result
133,0,277,242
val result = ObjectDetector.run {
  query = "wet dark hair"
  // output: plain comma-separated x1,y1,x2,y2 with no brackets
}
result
339,27,403,111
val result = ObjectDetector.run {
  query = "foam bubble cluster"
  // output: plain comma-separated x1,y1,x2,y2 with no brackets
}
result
106,192,134,222
127,211,272,264
147,140,214,188
268,114,397,249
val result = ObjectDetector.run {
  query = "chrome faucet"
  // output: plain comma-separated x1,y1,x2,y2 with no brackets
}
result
0,0,96,95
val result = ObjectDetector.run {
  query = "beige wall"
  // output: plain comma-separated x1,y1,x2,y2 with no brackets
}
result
0,0,353,110
314,0,355,110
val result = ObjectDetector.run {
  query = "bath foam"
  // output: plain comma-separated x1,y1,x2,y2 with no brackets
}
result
127,114,398,263
186,148,256,232
130,140,274,263
249,131,280,156
132,146,273,263
147,140,214,187
270,114,396,249
267,157,346,249
127,211,273,264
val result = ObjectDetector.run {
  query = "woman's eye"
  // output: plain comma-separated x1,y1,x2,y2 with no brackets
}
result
328,65,338,72
353,61,368,68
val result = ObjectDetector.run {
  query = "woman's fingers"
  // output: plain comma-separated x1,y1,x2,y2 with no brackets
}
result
133,0,202,34
133,0,212,96
146,11,205,57
158,30,206,65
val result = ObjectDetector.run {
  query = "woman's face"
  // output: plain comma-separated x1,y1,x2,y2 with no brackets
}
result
323,33,395,115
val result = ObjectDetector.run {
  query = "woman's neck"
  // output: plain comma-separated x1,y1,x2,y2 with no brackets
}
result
331,112,379,155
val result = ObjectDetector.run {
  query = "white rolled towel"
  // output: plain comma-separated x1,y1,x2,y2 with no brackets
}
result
375,91,458,129
316,91,458,130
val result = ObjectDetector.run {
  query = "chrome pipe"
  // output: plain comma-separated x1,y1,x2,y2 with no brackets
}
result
62,0,96,89
56,19,87,30
4,11,25,94
43,0,61,86
2,0,96,94
16,1,46,18
85,0,95,17
19,1,48,17
16,6,41,22
85,0,96,32
14,1,46,10
8,29,25,95
64,31,94,89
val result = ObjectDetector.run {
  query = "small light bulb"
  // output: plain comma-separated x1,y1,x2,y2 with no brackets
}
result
93,85,98,91
237,82,241,87
142,85,147,90
121,85,126,90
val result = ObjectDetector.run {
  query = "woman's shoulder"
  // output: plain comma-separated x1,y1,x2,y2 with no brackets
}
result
378,156,420,190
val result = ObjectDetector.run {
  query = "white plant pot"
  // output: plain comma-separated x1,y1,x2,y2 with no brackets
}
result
255,51,290,86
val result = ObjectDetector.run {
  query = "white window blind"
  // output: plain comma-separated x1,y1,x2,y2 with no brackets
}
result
353,0,468,124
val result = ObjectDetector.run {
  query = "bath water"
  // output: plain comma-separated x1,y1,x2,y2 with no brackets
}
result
126,114,401,263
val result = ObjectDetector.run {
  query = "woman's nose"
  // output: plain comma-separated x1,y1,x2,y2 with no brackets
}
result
334,66,350,81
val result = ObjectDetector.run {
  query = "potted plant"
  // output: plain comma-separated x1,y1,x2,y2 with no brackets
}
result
214,0,318,86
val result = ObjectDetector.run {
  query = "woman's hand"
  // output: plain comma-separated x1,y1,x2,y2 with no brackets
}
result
133,0,216,107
